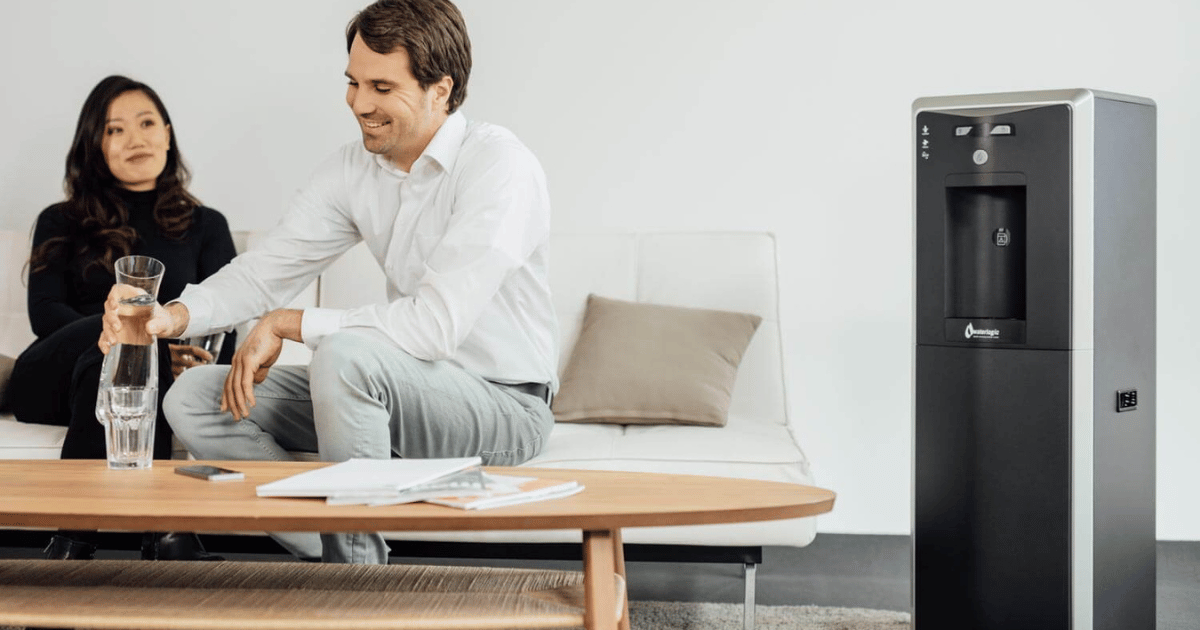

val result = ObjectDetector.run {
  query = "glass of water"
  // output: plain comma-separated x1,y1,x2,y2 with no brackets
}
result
96,255,164,470
169,331,226,375
186,332,226,361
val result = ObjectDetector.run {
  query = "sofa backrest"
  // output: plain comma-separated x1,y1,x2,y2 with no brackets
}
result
0,230,33,358
313,232,788,427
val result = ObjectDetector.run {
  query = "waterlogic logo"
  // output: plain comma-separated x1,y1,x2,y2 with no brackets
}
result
964,323,1001,340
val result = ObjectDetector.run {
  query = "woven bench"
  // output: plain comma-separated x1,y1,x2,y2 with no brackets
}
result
0,559,625,630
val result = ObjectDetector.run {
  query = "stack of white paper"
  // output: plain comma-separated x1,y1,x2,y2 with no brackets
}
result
424,474,583,510
255,457,484,499
256,458,583,510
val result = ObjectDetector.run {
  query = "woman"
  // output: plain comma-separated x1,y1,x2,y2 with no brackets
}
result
6,75,236,561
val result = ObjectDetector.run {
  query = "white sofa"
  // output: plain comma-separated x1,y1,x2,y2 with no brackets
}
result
0,229,817,550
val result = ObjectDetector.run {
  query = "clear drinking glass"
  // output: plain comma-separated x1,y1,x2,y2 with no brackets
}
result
96,255,164,470
171,331,226,372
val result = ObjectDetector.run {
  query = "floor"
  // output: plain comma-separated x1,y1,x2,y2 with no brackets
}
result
2,533,1197,627
623,536,1200,630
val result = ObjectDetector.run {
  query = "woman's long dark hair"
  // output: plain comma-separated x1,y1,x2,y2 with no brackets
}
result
30,75,200,277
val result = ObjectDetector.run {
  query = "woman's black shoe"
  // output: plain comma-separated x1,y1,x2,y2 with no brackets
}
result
141,532,224,561
43,534,97,560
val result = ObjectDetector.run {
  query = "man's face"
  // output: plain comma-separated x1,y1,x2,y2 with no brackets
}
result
345,33,449,170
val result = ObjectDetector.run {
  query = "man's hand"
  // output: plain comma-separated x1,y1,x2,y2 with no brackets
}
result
222,309,302,420
99,285,189,354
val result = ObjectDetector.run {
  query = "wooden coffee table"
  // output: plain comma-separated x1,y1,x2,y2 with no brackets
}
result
0,460,835,630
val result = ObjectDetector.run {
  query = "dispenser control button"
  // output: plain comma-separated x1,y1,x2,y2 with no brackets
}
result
955,126,973,136
972,149,988,165
993,228,1011,247
990,124,1013,135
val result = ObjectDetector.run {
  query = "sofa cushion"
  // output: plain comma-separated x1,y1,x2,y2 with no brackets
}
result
529,420,809,468
0,417,65,459
551,294,761,427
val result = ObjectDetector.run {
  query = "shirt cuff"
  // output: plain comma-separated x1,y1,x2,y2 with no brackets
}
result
172,284,213,339
300,307,345,350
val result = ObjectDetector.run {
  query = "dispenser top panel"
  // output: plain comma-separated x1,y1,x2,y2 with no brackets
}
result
913,88,1155,116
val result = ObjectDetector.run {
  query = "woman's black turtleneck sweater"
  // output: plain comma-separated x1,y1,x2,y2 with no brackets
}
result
27,188,236,340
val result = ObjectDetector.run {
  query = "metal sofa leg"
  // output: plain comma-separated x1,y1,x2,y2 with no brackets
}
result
743,561,757,630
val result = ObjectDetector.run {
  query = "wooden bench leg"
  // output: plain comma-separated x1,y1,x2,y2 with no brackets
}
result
583,529,627,630
614,529,629,630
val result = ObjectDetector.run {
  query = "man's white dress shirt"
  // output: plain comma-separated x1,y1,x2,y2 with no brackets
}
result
176,112,558,390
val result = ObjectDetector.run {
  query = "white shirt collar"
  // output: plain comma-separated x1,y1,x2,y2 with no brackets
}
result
421,111,467,172
374,111,467,176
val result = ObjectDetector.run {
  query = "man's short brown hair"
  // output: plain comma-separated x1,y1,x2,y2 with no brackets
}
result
346,0,472,114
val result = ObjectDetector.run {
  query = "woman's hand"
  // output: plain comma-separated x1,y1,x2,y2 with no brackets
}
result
168,343,215,378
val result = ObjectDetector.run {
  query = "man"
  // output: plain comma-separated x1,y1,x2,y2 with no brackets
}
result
100,0,557,565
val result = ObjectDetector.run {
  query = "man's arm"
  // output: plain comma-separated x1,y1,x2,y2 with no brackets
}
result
104,149,358,422
172,149,359,341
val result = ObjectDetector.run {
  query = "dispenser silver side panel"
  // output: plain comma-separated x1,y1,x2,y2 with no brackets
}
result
1091,95,1156,630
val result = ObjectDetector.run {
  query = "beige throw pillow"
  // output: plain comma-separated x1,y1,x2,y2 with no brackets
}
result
552,295,762,427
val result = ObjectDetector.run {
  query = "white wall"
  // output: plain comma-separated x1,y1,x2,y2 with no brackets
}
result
1,0,1196,539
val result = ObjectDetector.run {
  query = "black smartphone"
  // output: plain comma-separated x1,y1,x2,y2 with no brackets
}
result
174,464,244,482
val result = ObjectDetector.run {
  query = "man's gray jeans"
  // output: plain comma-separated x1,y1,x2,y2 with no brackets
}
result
162,329,554,564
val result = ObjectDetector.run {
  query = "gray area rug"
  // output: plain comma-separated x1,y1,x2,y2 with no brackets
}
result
628,601,911,630
1,603,911,630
